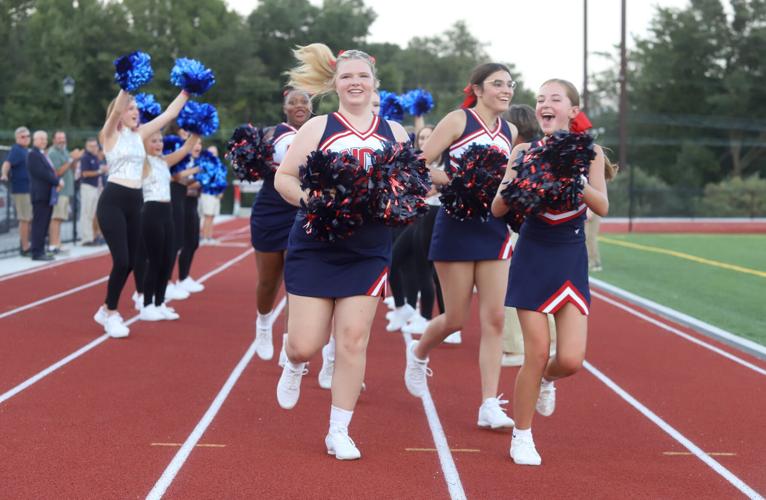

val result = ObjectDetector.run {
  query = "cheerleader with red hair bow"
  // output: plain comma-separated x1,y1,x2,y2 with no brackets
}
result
491,78,610,466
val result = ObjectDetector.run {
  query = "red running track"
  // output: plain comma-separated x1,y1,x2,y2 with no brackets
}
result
0,218,763,498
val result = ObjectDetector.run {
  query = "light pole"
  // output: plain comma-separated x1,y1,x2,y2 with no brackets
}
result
62,76,75,128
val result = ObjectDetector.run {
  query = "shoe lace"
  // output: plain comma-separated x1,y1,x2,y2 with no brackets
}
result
286,366,307,390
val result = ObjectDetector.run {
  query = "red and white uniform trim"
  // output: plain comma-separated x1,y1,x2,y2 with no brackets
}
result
537,280,590,315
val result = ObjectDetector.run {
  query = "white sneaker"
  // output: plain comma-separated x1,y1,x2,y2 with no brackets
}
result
444,331,462,344
140,304,165,321
510,432,542,466
278,333,288,367
255,316,274,361
157,303,180,320
502,353,525,367
318,342,334,390
93,306,107,327
276,362,307,409
386,304,416,332
132,291,143,311
536,380,556,416
179,276,204,293
383,296,395,310
325,427,361,460
165,283,190,300
402,313,428,335
478,395,515,429
105,314,129,338
404,340,432,397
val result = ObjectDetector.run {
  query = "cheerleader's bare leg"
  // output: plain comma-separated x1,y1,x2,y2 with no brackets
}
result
253,250,286,360
545,304,587,380
474,259,511,400
513,310,552,430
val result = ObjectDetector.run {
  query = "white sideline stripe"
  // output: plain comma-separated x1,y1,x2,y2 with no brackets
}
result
0,219,246,282
402,332,466,500
585,361,764,500
0,276,108,320
0,249,254,406
591,278,766,358
591,290,766,377
146,296,286,500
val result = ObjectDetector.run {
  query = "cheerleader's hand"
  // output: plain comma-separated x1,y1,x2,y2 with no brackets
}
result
578,174,589,188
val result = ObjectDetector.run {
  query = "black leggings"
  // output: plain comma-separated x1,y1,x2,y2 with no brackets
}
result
141,202,174,306
178,195,199,281
168,182,187,281
96,182,143,310
389,206,444,320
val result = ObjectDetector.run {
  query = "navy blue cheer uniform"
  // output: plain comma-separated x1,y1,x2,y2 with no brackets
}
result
505,140,591,315
250,123,299,252
284,112,395,298
429,108,514,262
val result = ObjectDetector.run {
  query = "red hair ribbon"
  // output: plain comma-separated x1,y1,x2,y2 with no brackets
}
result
460,83,476,109
570,111,592,133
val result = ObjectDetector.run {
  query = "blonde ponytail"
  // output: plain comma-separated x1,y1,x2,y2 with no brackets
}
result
287,43,378,99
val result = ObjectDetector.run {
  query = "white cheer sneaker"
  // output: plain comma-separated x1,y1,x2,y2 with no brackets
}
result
276,361,307,409
478,395,515,429
325,427,361,460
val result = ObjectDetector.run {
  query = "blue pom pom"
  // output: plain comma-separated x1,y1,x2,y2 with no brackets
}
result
135,93,162,124
170,58,216,96
177,101,219,136
402,88,434,116
113,51,153,92
196,150,228,195
162,134,191,175
378,90,404,122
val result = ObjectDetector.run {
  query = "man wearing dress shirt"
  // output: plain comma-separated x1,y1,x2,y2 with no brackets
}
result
27,131,63,261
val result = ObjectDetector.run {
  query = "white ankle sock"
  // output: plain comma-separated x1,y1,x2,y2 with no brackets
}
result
330,405,353,432
541,378,554,388
256,310,273,327
287,360,304,371
513,427,532,439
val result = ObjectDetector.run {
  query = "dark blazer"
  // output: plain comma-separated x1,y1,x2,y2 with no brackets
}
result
27,148,59,204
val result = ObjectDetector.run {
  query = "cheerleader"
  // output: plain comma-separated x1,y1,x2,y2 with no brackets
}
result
252,88,313,361
138,131,199,321
403,64,518,432
491,79,610,465
273,44,410,460
93,88,189,338
175,141,203,294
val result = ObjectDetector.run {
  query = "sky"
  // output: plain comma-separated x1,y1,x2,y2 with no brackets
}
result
227,0,692,91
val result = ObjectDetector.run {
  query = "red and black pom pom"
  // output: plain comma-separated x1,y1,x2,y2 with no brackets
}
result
440,144,508,221
368,142,430,227
500,131,596,231
299,150,370,242
226,124,275,182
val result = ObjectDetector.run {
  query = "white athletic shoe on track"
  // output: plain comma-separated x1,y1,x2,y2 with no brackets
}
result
179,276,204,293
401,313,428,335
510,433,542,466
276,362,307,410
165,283,190,301
444,331,462,344
157,303,180,320
132,291,143,311
325,428,361,460
383,296,395,310
318,343,335,390
105,314,129,339
536,380,556,417
404,340,432,397
93,306,107,327
478,395,515,429
255,317,274,361
386,304,416,332
140,304,165,321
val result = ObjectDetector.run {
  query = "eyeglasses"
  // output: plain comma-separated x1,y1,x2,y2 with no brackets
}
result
19,134,30,138
485,80,517,90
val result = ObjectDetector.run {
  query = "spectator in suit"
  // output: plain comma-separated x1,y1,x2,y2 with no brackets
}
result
0,127,32,255
78,137,106,245
47,131,82,253
27,130,63,261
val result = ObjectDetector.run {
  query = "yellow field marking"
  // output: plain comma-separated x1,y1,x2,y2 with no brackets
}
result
151,443,226,448
663,451,736,457
599,237,766,279
405,448,481,453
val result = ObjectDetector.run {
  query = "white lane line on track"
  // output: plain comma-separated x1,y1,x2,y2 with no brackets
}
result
401,332,467,500
592,291,766,377
0,276,108,320
0,249,254,406
146,296,286,500
585,360,764,500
